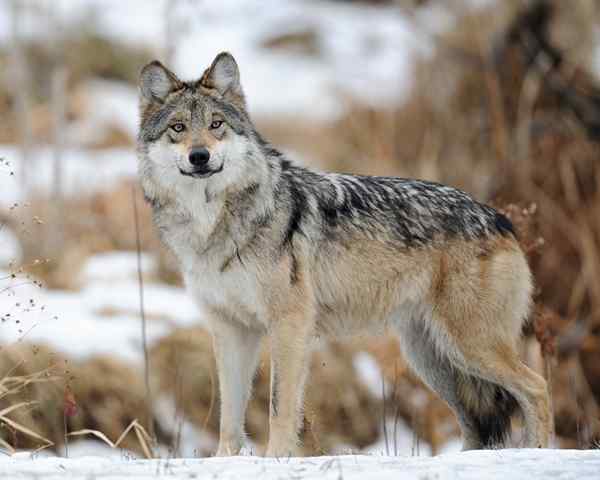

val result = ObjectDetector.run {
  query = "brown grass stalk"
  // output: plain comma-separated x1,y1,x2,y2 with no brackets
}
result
132,184,155,450
69,419,154,459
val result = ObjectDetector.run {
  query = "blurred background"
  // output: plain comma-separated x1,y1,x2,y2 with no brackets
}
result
1,0,600,458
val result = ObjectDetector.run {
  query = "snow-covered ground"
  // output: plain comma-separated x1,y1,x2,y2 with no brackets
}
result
1,449,599,480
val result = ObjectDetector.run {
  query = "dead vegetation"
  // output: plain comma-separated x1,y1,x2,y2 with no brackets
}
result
0,181,179,290
0,22,150,146
0,343,169,455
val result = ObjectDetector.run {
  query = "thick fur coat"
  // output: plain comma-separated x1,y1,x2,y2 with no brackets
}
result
137,52,552,456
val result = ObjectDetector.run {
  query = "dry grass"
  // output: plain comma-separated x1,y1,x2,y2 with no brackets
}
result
0,343,169,456
0,24,151,145
0,181,179,290
0,370,57,454
69,419,154,459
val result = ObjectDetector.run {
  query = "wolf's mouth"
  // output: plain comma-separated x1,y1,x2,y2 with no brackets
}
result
179,163,224,179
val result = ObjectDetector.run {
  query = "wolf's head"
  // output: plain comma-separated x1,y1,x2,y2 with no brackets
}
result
137,52,266,200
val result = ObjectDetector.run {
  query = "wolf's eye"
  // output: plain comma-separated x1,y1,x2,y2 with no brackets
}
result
210,120,224,130
171,123,186,133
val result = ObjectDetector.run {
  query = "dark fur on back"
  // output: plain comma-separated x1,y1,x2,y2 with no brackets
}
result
271,157,515,251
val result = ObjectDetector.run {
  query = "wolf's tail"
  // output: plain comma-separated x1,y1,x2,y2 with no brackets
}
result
456,372,520,447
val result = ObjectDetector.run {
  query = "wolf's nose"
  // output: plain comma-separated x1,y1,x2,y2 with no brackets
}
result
189,147,210,167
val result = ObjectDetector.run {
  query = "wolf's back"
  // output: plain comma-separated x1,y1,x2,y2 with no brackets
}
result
276,161,514,249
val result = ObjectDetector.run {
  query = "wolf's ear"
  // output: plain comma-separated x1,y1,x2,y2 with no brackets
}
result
200,52,245,107
140,61,181,103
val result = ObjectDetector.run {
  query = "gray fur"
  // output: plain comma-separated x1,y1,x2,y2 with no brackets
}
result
203,52,243,97
140,61,181,102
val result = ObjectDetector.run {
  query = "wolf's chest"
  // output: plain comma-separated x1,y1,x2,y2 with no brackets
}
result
153,204,266,327
185,261,265,327
152,201,220,257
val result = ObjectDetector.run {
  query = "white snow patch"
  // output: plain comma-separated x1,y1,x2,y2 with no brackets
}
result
353,351,386,399
594,27,600,80
0,449,598,480
60,440,138,460
0,145,138,208
0,227,22,266
70,80,140,144
80,251,156,285
0,252,200,364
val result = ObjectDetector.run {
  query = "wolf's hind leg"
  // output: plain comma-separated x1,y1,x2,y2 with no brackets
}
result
395,319,510,450
423,244,551,448
455,341,552,448
210,315,263,456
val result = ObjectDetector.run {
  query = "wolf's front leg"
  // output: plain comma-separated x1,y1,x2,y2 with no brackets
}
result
266,313,313,457
210,316,263,456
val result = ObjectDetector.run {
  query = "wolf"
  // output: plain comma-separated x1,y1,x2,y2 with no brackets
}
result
137,52,552,456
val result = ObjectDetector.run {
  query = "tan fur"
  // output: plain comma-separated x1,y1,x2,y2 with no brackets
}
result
259,233,552,453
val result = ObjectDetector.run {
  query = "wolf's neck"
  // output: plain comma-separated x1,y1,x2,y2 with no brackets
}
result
149,167,276,256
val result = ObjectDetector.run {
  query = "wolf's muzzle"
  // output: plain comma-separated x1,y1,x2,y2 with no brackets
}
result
179,147,223,178
179,163,224,179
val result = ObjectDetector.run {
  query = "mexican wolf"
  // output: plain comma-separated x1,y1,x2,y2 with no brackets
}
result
137,52,551,456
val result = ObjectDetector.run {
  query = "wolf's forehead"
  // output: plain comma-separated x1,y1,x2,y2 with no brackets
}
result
171,90,210,119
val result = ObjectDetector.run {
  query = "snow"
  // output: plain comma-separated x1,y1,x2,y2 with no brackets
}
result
594,27,600,79
0,251,200,364
59,440,138,461
0,145,137,207
353,351,386,399
80,251,156,284
0,226,21,266
71,80,141,144
0,449,598,480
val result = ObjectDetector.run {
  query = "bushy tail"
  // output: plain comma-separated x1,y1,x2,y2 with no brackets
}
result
457,373,520,448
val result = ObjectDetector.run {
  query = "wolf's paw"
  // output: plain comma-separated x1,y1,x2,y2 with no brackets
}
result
214,441,242,457
264,442,301,458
